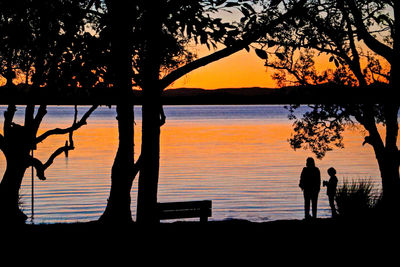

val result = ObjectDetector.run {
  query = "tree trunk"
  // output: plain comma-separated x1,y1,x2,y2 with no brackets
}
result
136,99,161,224
379,2,400,206
361,104,400,205
5,68,14,87
380,0,400,203
380,104,400,203
99,104,135,224
0,152,29,224
349,60,367,87
99,1,135,224
136,0,162,224
375,151,400,204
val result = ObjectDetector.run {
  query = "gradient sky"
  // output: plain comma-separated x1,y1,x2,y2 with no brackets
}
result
168,4,340,90
170,7,279,90
0,47,334,89
1,4,389,90
0,41,339,90
0,7,343,90
170,46,276,89
169,44,334,89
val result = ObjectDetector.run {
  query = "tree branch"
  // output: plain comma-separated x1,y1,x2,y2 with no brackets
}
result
29,157,46,180
346,0,393,63
28,144,73,181
129,154,143,181
86,0,96,11
360,104,385,152
24,105,35,129
35,105,98,144
384,103,400,149
159,0,308,90
28,106,83,180
159,43,247,90
33,105,47,136
3,105,16,136
44,145,73,170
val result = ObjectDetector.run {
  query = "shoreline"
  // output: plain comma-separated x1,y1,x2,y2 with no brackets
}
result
3,217,398,262
9,216,397,237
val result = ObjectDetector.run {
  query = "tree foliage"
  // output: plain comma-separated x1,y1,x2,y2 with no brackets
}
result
252,1,400,199
253,0,398,88
0,0,102,223
0,0,110,90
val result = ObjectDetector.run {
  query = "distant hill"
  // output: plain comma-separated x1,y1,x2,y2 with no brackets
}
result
159,87,279,104
0,83,393,104
157,84,392,104
163,87,277,96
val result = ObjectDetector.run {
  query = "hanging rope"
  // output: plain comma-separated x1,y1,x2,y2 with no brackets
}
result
31,148,34,223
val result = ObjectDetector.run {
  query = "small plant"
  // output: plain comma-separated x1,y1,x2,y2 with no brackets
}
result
335,179,382,218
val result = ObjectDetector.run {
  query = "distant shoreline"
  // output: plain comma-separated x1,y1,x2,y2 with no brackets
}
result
0,84,394,104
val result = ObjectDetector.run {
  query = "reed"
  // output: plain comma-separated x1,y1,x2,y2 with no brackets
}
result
335,179,382,218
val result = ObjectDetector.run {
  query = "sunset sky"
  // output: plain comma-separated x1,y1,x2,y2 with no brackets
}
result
0,45,334,90
168,7,334,90
170,8,279,90
170,47,277,89
0,8,348,90
169,45,334,89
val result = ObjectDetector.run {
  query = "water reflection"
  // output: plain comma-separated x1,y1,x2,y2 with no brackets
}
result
0,105,382,223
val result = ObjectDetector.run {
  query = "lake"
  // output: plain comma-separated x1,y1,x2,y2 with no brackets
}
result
0,105,382,223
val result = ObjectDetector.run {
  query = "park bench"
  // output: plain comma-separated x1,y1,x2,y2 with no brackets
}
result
157,200,212,223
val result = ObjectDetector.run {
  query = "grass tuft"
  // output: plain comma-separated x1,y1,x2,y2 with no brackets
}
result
335,178,382,218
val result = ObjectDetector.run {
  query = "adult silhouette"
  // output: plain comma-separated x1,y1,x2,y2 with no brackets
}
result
299,157,321,219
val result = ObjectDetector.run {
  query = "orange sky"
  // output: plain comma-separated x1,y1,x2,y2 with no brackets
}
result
169,45,334,90
1,47,278,89
169,47,276,89
0,45,335,90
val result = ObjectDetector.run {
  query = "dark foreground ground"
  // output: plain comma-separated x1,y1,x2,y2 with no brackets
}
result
2,217,398,264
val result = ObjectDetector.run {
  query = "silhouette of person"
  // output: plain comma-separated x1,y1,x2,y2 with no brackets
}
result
323,167,338,217
299,157,321,219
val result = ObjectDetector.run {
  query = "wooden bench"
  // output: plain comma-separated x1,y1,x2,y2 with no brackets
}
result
157,200,212,223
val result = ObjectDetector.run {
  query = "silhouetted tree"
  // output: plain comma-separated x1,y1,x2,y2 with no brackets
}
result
0,105,97,223
253,0,369,87
96,0,138,223
91,0,216,223
0,0,108,92
345,2,400,205
264,47,359,87
261,1,400,203
0,0,34,86
134,0,162,224
87,0,307,224
94,0,262,224
135,0,309,223
135,0,259,223
0,0,102,223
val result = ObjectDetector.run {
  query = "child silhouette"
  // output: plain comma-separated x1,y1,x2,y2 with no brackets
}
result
323,167,338,217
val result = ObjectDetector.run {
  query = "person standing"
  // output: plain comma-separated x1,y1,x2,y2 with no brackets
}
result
299,157,321,219
323,167,338,217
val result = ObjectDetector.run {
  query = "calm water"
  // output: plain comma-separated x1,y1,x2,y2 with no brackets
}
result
0,105,382,223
